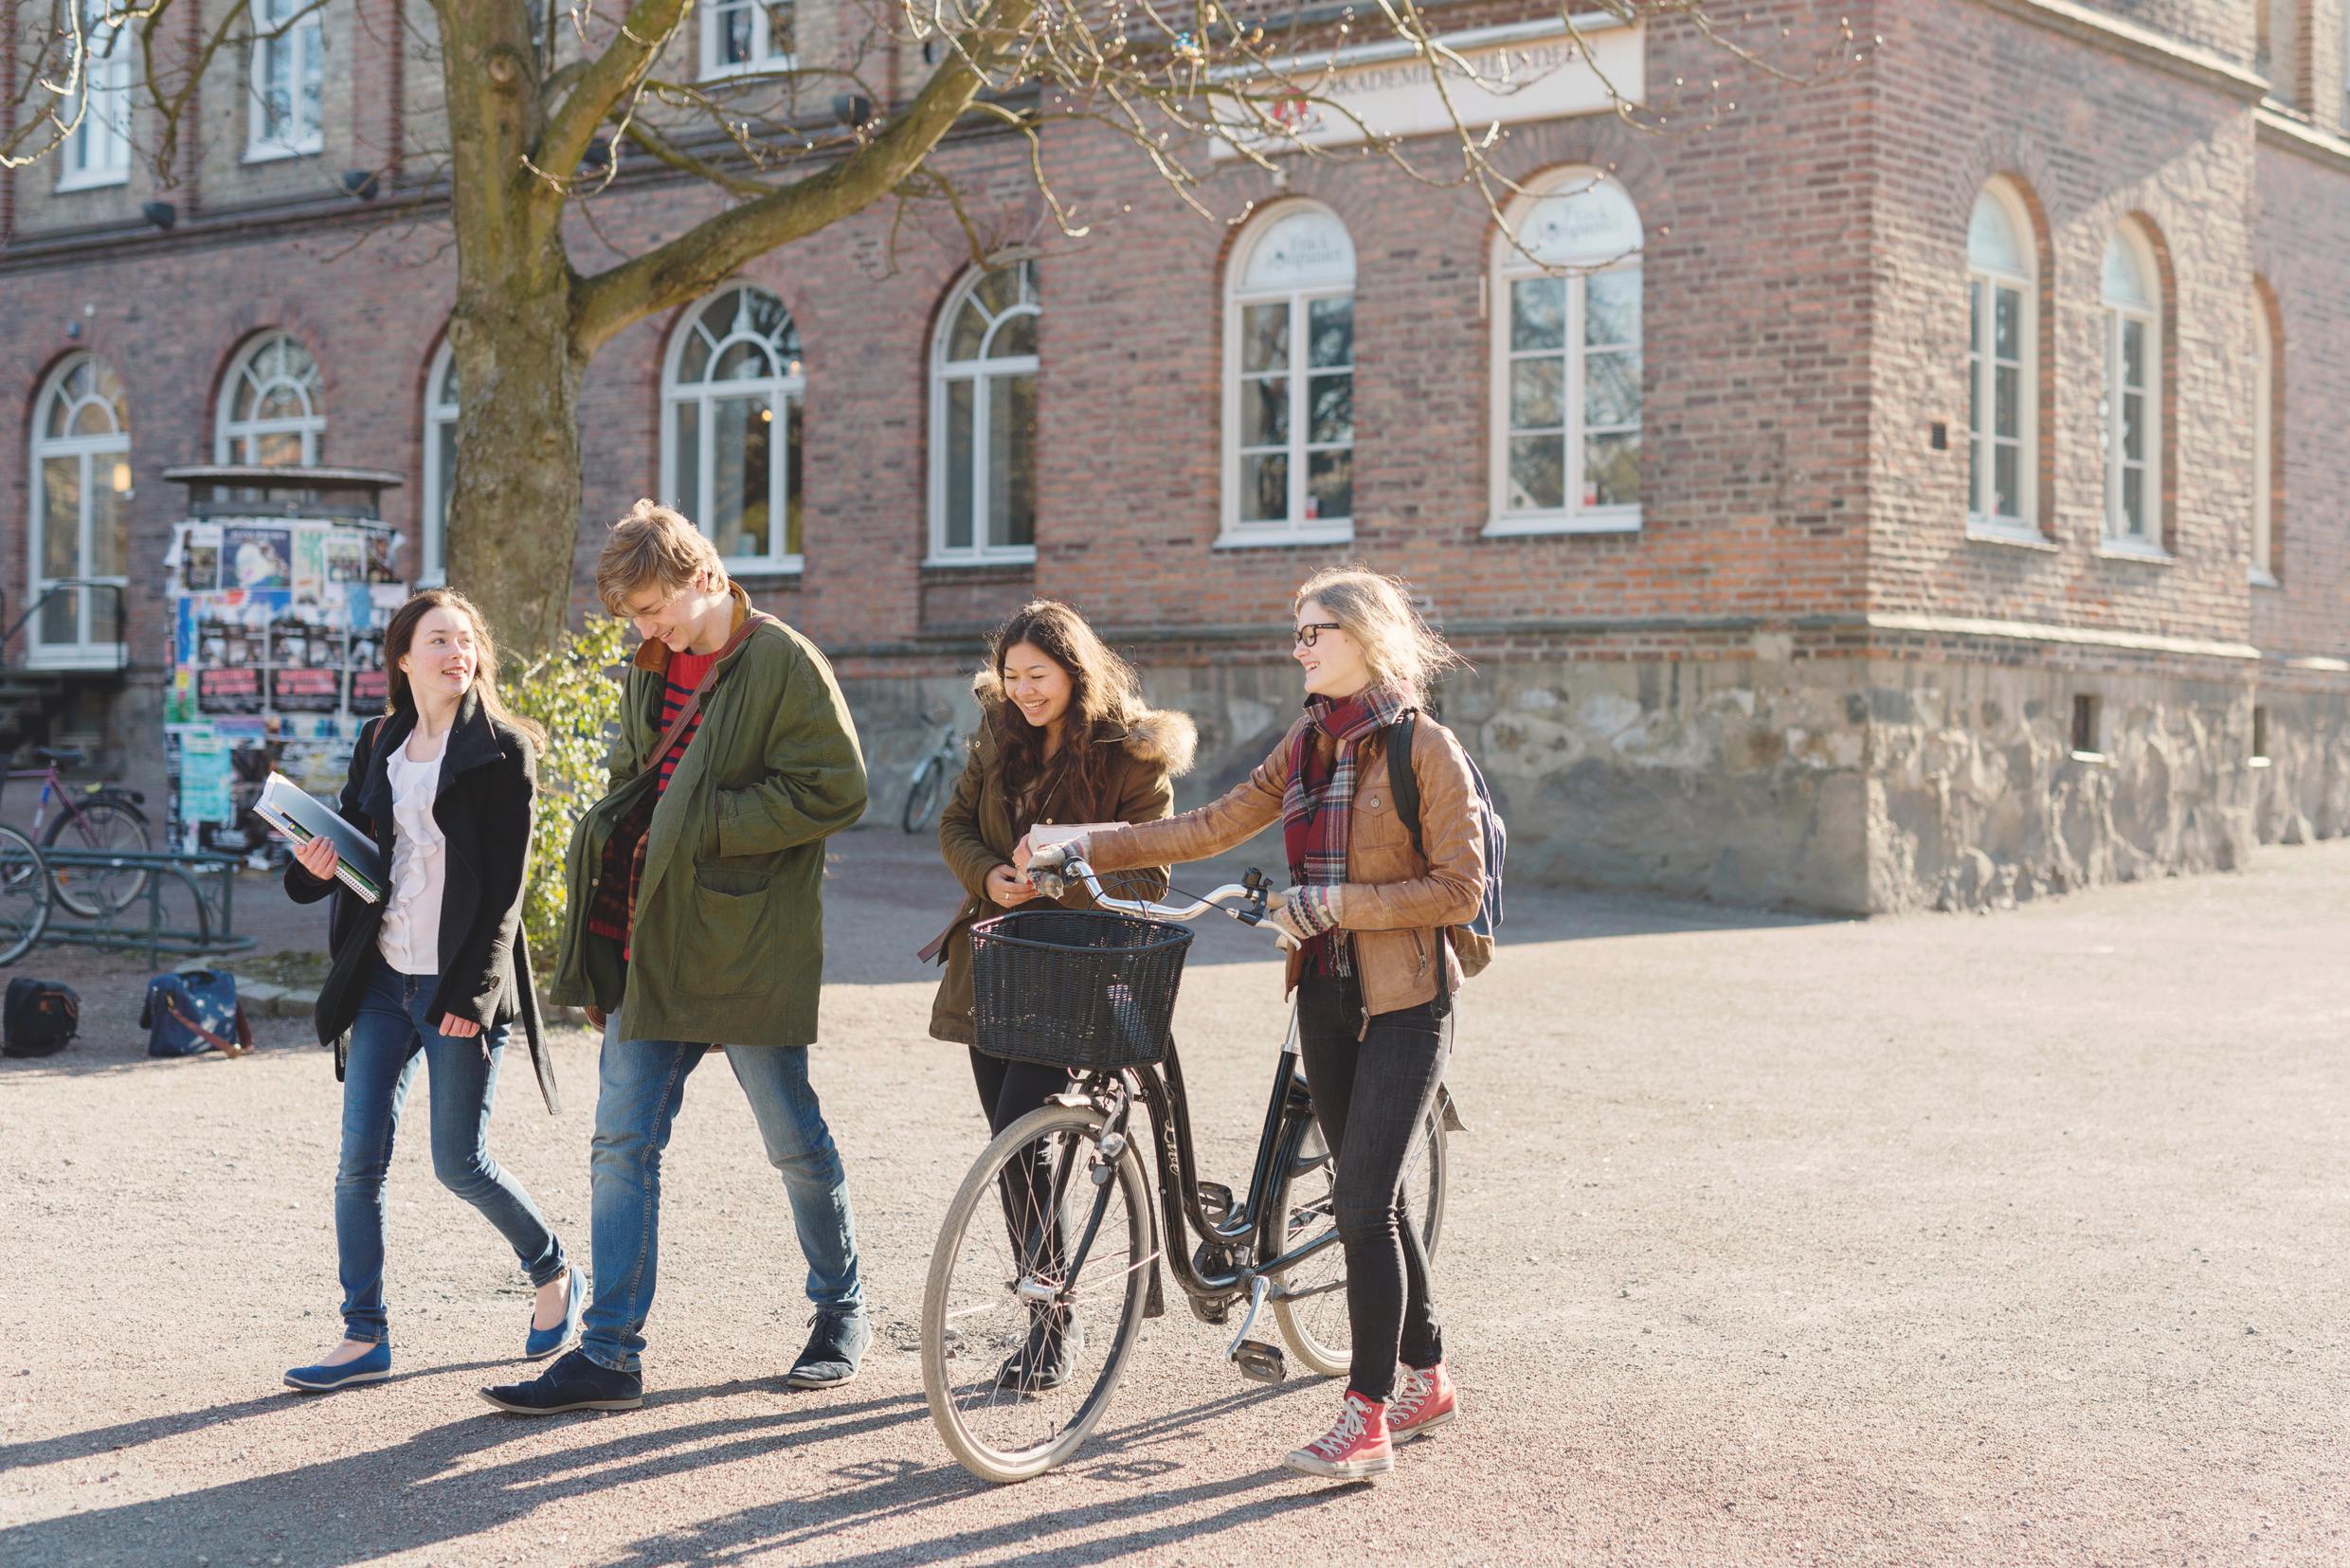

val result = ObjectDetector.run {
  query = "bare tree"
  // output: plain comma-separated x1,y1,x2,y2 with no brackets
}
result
5,0,1860,655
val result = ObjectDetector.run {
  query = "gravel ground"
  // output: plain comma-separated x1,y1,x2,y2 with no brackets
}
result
1,827,2344,1566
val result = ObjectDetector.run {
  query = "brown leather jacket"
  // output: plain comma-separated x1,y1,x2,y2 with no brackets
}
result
1087,712,1487,1024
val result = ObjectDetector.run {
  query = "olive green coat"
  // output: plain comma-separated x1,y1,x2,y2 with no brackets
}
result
551,587,868,1047
927,697,1197,1045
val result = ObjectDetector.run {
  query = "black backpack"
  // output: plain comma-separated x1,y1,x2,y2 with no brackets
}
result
1384,713,1507,978
4,979,81,1058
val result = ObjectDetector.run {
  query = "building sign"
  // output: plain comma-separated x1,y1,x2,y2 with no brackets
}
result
1211,20,1644,160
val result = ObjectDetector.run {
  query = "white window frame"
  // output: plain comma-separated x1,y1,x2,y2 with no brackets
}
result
1220,202,1357,549
1964,182,2039,541
216,332,325,466
57,3,132,192
659,282,805,574
27,355,132,670
2251,296,2277,586
1486,168,1645,537
245,0,324,162
2099,226,2164,555
928,262,1040,568
421,338,458,586
699,0,795,81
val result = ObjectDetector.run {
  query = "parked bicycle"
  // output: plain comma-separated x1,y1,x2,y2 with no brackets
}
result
918,855,1453,1484
4,747,152,917
900,710,961,835
0,822,50,964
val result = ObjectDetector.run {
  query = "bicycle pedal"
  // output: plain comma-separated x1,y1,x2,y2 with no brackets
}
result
1196,1181,1234,1222
1231,1339,1287,1384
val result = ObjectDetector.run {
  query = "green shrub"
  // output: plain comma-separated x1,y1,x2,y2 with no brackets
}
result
506,616,629,980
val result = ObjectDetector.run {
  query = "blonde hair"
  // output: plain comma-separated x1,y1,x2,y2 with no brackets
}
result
595,499,726,615
1293,566,1465,707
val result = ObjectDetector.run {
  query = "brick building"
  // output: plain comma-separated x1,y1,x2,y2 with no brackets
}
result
4,0,2347,913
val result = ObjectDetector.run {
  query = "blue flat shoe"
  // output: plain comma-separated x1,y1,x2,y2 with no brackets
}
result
523,1264,585,1361
284,1341,389,1393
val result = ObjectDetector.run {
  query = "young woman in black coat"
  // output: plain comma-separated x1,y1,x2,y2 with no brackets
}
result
279,587,575,1392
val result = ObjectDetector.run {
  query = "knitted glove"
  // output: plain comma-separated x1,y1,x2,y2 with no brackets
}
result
1268,885,1345,945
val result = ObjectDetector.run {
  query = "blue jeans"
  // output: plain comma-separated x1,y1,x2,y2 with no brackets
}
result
334,960,568,1343
580,1031,864,1375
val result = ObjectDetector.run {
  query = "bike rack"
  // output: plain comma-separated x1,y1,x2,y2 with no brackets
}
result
33,848,255,966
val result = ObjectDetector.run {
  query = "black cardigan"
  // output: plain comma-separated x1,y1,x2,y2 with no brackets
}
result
285,692,556,1112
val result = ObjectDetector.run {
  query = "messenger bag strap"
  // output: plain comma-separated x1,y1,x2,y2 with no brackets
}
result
646,611,776,767
164,998,251,1058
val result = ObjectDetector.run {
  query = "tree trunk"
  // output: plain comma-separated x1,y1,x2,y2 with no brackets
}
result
443,298,588,660
433,0,584,661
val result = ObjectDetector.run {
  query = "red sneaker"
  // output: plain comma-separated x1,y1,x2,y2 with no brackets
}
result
1284,1391,1394,1481
1387,1362,1457,1440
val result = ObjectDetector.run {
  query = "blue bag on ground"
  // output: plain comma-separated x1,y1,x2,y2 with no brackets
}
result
141,969,253,1058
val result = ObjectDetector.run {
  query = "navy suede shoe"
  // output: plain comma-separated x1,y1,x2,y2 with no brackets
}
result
480,1348,642,1415
785,1307,871,1390
284,1341,390,1393
522,1265,585,1361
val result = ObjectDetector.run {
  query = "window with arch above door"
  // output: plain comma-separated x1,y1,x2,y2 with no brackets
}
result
1488,169,1643,536
1222,203,1356,547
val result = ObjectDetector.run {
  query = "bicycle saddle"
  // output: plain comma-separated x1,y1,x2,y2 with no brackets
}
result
32,747,84,768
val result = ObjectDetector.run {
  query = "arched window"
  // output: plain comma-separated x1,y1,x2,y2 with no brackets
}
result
660,283,804,570
59,1,132,190
930,262,1039,565
216,333,323,466
2251,290,2278,586
421,339,459,586
1488,169,1642,534
27,355,131,664
1966,182,2037,535
2100,226,2162,550
1223,204,1355,544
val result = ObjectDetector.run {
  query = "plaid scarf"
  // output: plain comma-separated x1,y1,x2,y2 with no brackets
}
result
1282,684,1413,976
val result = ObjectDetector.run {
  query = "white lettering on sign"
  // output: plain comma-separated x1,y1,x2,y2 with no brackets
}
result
1211,21,1645,161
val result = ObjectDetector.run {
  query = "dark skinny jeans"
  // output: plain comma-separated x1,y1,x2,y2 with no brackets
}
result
969,1049,1076,1278
1295,969,1454,1404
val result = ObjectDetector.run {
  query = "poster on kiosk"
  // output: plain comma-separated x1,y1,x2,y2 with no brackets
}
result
158,467,410,857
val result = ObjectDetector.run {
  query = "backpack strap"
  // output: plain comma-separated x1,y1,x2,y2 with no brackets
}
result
1386,712,1424,861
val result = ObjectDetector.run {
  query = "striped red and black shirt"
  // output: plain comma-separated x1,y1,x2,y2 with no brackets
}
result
586,647,719,948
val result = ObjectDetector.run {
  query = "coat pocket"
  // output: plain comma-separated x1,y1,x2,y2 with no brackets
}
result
686,870,776,996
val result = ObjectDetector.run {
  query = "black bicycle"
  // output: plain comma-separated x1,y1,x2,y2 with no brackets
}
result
918,856,1455,1483
899,712,960,835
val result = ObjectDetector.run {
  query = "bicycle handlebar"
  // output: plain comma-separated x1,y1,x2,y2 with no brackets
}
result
1034,856,1277,932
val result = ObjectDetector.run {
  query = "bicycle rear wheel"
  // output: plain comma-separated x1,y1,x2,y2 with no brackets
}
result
901,758,944,835
1267,1092,1449,1379
45,797,152,917
921,1100,1153,1483
0,825,53,965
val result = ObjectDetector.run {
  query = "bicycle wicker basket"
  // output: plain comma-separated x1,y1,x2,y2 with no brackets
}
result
969,909,1193,1070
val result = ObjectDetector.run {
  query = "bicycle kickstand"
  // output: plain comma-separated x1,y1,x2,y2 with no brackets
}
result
1226,1276,1287,1384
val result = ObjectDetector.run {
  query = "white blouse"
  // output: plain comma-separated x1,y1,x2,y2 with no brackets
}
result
376,728,450,977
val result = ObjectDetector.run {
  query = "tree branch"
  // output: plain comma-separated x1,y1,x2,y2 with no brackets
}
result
570,0,1044,352
534,0,688,180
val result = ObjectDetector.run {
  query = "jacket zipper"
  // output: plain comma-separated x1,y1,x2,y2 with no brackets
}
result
1411,928,1429,976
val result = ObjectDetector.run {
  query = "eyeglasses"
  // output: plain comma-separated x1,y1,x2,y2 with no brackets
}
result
1293,622,1343,649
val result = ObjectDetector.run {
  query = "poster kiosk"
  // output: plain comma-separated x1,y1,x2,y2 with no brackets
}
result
158,466,410,856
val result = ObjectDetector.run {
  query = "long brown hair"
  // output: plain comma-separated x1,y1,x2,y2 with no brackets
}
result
1294,565,1466,708
983,600,1147,820
380,587,546,754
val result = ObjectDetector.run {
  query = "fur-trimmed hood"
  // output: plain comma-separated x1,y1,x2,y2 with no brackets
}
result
969,667,1198,778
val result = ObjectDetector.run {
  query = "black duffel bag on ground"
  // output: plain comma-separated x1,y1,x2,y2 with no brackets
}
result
3,978,81,1058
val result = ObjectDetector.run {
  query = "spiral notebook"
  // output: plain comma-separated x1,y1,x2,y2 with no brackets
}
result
255,773,385,904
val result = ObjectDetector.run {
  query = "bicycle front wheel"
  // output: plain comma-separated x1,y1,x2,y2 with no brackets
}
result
901,759,944,835
45,797,152,917
0,825,53,965
1267,1092,1450,1379
921,1099,1154,1483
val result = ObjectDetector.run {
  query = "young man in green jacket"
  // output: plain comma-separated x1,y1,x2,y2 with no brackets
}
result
484,501,870,1415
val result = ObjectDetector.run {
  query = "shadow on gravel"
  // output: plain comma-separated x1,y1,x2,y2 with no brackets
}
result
0,1383,932,1567
598,1380,1347,1568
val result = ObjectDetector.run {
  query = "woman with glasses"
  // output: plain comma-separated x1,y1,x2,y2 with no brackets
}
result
1023,568,1486,1482
925,600,1196,1389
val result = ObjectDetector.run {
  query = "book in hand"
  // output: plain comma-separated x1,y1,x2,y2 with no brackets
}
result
255,773,386,904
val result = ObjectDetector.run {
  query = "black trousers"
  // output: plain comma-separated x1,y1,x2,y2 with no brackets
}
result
1295,969,1454,1403
968,1049,1075,1278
